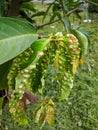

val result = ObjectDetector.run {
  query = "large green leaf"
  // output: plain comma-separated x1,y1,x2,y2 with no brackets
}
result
0,17,37,65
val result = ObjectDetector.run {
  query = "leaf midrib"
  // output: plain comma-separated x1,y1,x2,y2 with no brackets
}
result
0,34,37,42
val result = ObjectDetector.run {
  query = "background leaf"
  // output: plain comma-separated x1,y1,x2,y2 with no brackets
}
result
61,17,71,33
21,2,37,12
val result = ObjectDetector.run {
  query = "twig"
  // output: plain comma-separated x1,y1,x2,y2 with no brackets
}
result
37,6,80,29
37,19,60,29
85,0,98,6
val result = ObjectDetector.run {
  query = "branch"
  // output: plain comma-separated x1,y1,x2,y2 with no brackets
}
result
85,0,98,6
66,7,81,16
37,19,60,29
37,6,80,29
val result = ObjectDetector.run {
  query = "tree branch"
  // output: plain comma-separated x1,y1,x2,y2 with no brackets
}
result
85,0,98,6
37,6,80,29
37,19,60,29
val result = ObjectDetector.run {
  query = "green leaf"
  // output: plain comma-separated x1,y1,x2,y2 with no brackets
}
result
9,99,28,125
31,39,50,92
45,99,55,125
34,102,45,126
61,17,71,33
30,38,50,66
16,38,50,70
21,2,37,12
34,99,55,126
71,29,88,56
31,38,50,52
0,17,37,65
